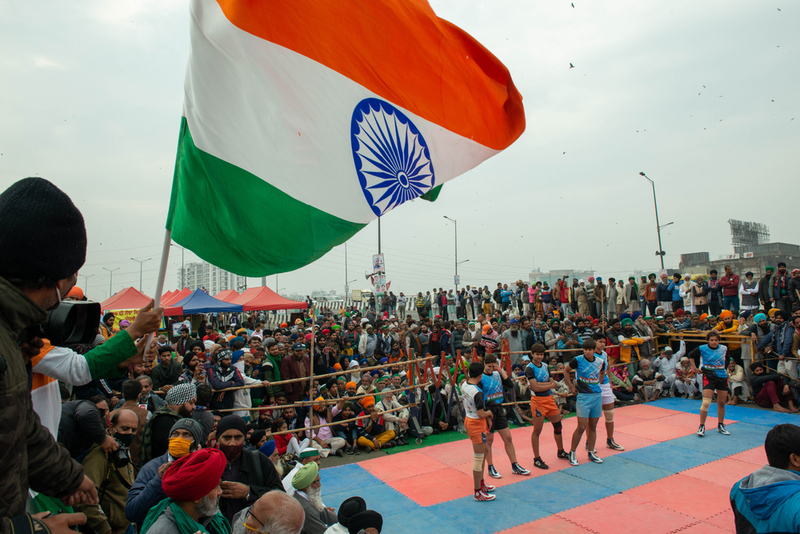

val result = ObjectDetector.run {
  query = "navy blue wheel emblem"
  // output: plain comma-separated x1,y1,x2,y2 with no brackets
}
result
351,98,435,217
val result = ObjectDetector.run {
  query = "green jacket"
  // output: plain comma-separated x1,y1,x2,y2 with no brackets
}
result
76,443,135,534
0,277,84,534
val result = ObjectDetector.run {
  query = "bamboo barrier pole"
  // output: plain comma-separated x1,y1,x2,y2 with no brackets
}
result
265,403,420,437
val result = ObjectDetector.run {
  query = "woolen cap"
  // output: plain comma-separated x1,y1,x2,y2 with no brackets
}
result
0,177,86,280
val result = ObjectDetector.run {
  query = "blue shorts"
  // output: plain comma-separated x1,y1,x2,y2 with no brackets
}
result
576,393,603,419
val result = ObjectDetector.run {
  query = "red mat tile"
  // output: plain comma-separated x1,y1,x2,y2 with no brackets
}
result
657,412,736,430
360,450,449,482
501,515,594,534
615,419,694,442
682,458,757,488
703,510,735,531
672,521,729,534
388,466,473,505
606,412,648,428
729,446,767,466
615,404,683,419
624,474,731,520
417,440,476,466
558,493,694,534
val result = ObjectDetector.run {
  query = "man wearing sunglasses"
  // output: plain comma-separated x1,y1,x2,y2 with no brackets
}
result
232,490,304,534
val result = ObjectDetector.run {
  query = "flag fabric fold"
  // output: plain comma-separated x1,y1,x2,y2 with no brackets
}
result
167,0,525,277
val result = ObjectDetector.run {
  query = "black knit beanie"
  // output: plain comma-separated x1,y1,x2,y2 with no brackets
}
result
0,178,86,281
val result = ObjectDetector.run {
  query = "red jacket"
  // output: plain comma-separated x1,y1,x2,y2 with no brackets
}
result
719,273,740,297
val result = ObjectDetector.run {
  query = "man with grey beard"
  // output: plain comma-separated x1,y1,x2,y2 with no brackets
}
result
142,448,229,534
291,462,337,534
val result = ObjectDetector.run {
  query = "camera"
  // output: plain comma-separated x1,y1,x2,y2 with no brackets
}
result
19,301,101,347
110,440,130,469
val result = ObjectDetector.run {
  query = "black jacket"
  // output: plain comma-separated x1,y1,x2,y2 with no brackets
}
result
58,400,108,458
220,449,284,523
758,273,773,305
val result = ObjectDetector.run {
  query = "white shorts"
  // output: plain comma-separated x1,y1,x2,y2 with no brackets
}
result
600,383,614,405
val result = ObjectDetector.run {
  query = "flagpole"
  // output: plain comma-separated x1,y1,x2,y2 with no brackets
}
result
142,229,172,352
308,306,315,443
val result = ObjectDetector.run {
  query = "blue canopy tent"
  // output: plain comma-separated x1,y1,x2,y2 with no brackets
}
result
164,289,244,316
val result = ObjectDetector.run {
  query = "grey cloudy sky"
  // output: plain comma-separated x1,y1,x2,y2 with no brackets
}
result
1,0,798,300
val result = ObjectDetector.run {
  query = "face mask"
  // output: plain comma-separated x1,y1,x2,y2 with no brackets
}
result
218,443,244,462
116,432,135,447
168,437,194,458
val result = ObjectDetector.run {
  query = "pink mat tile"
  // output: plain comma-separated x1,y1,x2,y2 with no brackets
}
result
729,446,767,466
682,458,757,488
703,510,735,531
558,493,695,534
615,404,683,420
623,474,731,520
360,450,449,482
615,419,694,442
417,439,476,466
501,515,595,534
671,522,730,534
388,466,473,505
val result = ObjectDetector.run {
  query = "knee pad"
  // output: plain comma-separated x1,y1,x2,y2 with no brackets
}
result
552,421,563,435
603,410,614,423
700,397,712,412
473,453,484,471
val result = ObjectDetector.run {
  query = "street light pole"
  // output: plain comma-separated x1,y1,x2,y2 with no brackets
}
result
639,172,665,270
80,274,94,296
102,267,120,296
170,244,185,287
131,257,152,291
443,216,458,290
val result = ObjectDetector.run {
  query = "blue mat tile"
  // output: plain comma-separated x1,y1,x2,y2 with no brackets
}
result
429,490,547,534
667,422,770,457
506,471,616,514
321,483,418,516
652,398,797,428
619,442,720,472
321,464,383,495
566,456,673,492
382,508,455,534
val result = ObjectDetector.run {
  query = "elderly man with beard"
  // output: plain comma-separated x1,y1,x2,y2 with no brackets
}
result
500,319,525,364
231,490,304,534
140,449,229,534
291,463,337,534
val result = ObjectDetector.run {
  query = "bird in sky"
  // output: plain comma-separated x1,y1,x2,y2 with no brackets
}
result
571,3,575,7
569,63,575,69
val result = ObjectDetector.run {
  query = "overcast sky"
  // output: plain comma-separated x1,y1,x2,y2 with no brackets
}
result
2,0,798,301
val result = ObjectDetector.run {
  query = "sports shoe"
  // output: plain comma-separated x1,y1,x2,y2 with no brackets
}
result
588,450,603,464
474,490,496,502
557,450,570,460
487,465,501,479
511,462,530,476
717,424,730,435
568,451,579,466
533,457,549,470
607,438,625,451
481,480,495,493
697,424,705,437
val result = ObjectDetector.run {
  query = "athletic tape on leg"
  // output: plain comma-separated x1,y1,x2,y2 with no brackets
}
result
552,421,562,435
700,397,712,412
473,453,484,471
603,410,614,423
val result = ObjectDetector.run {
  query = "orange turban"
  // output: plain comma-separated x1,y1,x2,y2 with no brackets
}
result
345,381,357,390
162,448,226,502
700,313,708,320
65,286,84,300
361,396,375,408
720,310,733,320
333,363,342,371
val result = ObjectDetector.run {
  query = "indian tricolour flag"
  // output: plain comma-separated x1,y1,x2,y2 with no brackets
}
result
167,0,525,276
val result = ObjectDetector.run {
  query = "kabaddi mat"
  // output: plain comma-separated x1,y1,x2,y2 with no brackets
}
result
319,398,797,533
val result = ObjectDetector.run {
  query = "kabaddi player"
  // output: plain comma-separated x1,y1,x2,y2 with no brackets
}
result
525,344,569,469
689,330,731,436
593,333,625,451
566,340,606,466
461,362,496,501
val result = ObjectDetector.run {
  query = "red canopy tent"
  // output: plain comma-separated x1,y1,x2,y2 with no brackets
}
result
232,287,308,311
100,287,153,311
161,290,175,304
214,289,240,303
162,288,191,306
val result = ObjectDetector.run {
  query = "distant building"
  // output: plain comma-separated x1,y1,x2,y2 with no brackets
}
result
178,261,246,295
680,242,800,278
529,269,595,287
